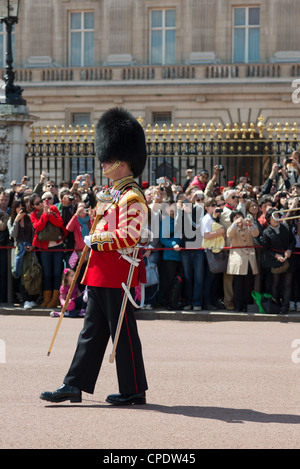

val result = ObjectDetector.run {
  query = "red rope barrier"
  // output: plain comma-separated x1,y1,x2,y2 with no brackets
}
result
1,245,300,254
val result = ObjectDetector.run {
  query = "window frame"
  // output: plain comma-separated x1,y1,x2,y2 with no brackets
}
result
149,8,176,65
232,6,260,64
68,10,95,67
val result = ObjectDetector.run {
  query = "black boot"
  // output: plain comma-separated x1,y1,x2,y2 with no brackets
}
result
106,392,146,406
40,384,82,403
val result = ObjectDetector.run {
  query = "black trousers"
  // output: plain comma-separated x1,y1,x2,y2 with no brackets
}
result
272,271,293,309
233,264,254,310
64,286,148,395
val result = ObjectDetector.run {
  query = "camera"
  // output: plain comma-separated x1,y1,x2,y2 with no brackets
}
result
218,164,224,172
215,208,223,213
278,163,283,169
156,177,165,184
286,158,292,163
24,176,30,181
68,195,74,200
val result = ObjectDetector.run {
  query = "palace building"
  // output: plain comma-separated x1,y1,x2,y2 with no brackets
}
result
2,0,300,185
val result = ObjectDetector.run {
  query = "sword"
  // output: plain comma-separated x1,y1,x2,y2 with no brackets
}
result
109,228,151,363
109,247,140,363
47,189,116,356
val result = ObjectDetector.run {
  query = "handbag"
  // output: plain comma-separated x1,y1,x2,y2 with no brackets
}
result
205,249,229,273
271,260,289,274
23,252,43,296
145,261,159,287
37,221,63,242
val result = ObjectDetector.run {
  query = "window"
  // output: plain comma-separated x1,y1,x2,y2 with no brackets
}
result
72,112,91,126
150,9,176,65
0,23,15,68
233,7,260,63
69,12,94,67
152,111,172,126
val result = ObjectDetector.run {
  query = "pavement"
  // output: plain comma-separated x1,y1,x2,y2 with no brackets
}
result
1,306,300,450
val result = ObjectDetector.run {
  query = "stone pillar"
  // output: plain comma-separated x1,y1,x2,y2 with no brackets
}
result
0,104,38,188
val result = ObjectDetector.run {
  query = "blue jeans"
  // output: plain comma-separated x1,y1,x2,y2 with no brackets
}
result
181,249,215,307
39,245,64,291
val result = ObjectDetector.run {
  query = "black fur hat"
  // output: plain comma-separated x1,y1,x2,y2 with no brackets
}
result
94,107,147,178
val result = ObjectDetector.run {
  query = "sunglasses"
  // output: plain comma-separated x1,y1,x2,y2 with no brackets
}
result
231,195,237,199
43,197,53,201
34,200,42,206
217,202,225,206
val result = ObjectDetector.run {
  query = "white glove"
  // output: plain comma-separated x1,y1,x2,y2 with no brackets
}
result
84,235,92,248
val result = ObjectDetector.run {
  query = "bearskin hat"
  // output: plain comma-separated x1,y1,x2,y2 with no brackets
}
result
94,107,147,178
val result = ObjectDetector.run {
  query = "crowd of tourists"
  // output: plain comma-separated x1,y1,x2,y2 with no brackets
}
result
0,151,299,315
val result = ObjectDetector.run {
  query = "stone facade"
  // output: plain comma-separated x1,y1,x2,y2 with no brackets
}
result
1,0,296,129
1,0,300,185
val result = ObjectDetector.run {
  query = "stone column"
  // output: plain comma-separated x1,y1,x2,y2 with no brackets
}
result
0,104,38,188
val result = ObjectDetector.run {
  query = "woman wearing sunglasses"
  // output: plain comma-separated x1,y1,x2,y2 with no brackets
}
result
30,192,68,308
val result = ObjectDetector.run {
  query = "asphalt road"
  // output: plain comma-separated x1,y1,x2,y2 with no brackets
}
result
1,315,300,450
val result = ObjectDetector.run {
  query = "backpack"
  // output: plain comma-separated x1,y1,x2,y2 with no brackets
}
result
251,290,281,314
23,253,43,296
169,273,183,310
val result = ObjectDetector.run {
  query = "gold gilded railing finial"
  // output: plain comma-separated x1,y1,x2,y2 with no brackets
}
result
27,118,300,149
257,115,265,138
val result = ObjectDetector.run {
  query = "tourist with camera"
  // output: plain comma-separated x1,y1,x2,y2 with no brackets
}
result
8,199,35,309
262,208,296,314
226,210,259,312
66,202,94,285
30,192,67,308
285,151,300,185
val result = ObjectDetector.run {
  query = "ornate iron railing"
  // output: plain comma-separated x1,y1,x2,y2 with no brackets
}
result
25,116,300,187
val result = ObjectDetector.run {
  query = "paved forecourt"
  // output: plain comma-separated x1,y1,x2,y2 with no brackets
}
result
1,314,300,450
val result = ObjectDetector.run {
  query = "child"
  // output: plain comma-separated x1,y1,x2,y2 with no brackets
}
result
50,268,87,318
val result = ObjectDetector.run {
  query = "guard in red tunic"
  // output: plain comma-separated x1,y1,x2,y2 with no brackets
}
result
40,107,148,405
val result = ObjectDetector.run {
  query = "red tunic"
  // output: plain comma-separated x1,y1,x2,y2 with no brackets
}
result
82,177,148,288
